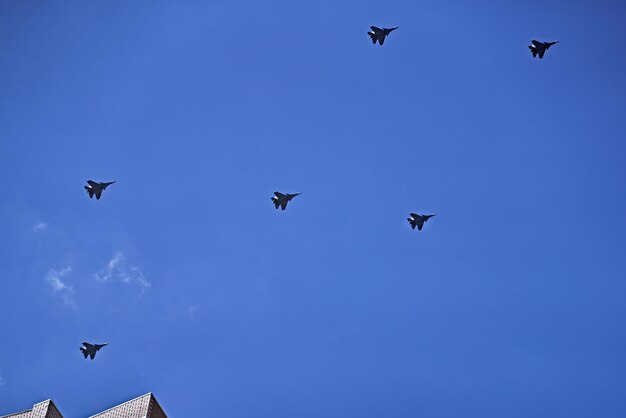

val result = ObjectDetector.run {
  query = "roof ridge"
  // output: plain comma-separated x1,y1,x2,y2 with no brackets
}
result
88,393,153,417
0,410,33,418
1,399,57,418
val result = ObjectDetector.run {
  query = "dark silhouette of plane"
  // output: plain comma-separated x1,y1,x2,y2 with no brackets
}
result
529,40,559,59
85,180,115,200
407,213,436,231
368,26,398,46
80,342,108,360
271,192,301,210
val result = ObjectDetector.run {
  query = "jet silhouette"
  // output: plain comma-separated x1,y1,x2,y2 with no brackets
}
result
80,342,108,360
271,192,301,210
85,180,115,200
407,213,436,231
529,40,559,59
368,26,398,46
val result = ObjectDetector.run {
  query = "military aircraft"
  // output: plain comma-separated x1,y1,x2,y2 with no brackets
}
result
407,213,436,231
84,180,115,200
271,192,301,210
367,26,398,46
80,342,108,360
528,40,559,59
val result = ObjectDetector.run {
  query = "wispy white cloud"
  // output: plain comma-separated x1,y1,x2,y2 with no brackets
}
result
188,305,199,319
33,222,48,233
95,252,151,292
45,267,74,307
95,252,123,282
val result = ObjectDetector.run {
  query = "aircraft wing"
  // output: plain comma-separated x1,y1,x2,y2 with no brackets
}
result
82,342,94,349
90,351,96,360
417,220,425,230
87,180,99,188
370,26,382,33
274,192,285,199
95,189,103,200
378,36,385,46
80,347,89,358
280,201,287,210
531,40,543,47
538,49,545,59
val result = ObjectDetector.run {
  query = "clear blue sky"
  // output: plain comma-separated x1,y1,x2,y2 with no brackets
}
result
1,1,626,416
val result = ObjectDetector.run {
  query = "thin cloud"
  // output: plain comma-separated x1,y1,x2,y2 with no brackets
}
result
95,252,151,292
0,375,5,386
33,222,48,233
188,305,199,319
95,252,123,282
45,267,74,307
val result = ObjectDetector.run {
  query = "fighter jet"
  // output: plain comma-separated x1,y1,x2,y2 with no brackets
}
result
528,40,559,59
79,342,108,360
84,180,115,200
407,213,436,231
368,26,398,46
271,192,301,210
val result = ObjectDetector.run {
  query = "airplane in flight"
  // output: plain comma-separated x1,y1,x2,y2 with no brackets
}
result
528,40,559,59
407,213,436,231
271,192,301,210
368,26,399,46
80,342,108,360
85,180,115,200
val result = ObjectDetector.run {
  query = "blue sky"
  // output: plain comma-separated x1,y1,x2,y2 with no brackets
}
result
1,0,626,416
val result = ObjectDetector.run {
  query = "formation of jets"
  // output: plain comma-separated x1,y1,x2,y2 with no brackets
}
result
367,25,558,62
80,342,108,360
78,26,560,360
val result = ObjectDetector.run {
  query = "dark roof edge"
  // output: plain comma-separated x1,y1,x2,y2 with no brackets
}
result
149,393,168,417
46,399,63,417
